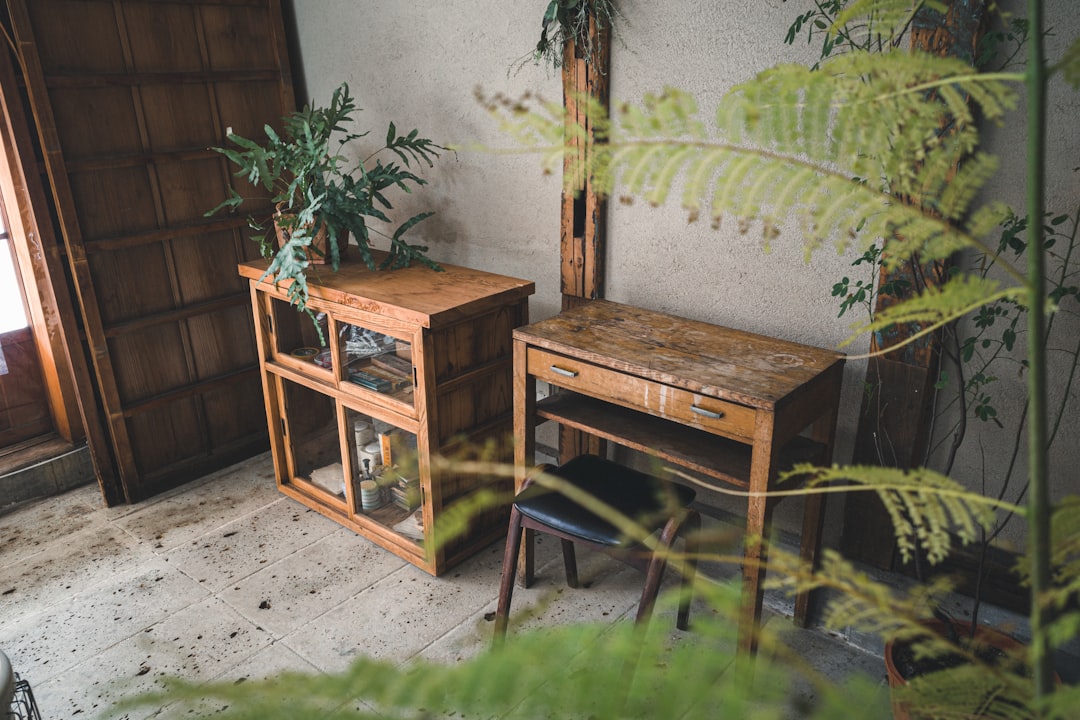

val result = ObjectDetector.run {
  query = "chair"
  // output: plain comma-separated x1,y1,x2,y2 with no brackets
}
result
494,454,700,640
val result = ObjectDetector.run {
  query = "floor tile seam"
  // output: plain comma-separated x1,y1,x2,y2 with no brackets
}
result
400,597,501,666
0,503,135,572
200,532,413,620
119,495,295,555
202,637,324,687
0,543,165,634
0,561,217,686
22,604,273,697
266,561,422,656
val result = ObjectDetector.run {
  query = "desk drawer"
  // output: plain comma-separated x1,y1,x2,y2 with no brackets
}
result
527,347,755,442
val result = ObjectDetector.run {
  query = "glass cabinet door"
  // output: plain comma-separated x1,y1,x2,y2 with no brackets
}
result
280,378,345,504
343,406,423,545
267,295,333,375
337,317,415,409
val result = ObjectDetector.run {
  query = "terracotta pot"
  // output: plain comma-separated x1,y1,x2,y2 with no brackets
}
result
884,619,1049,720
273,210,345,265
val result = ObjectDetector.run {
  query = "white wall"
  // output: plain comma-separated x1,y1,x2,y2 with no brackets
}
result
289,1,1079,549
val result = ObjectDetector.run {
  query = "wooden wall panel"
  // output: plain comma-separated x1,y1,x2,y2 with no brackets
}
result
10,0,296,502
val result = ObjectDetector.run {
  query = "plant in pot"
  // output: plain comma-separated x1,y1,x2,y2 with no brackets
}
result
207,82,444,337
787,3,1079,712
512,0,619,73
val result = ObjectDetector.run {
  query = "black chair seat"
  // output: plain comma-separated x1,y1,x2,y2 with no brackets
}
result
494,454,701,642
515,454,696,547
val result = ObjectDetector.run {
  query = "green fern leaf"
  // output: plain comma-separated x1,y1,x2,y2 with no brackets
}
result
850,274,1024,351
1059,35,1080,89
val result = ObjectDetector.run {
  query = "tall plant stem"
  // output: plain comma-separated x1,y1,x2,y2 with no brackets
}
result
1025,0,1052,703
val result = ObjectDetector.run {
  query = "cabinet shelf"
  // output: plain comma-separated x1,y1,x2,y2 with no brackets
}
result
241,255,534,575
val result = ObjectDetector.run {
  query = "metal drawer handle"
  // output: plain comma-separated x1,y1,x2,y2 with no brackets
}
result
550,365,579,378
691,405,724,420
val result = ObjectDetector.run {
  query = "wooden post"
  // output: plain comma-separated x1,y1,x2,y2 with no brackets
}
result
558,11,610,462
840,0,989,567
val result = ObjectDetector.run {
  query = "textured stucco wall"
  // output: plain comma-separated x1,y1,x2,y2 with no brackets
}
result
287,0,1079,549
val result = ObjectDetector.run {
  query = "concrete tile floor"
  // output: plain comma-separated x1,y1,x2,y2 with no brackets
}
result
1,452,887,719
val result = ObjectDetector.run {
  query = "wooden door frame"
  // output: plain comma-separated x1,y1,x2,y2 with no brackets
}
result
0,31,122,503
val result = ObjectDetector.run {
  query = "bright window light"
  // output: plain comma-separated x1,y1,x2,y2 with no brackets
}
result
0,236,30,333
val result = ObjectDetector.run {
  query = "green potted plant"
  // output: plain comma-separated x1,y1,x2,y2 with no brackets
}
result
513,0,618,72
207,82,444,331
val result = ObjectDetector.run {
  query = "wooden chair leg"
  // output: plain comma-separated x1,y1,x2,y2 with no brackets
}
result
636,508,697,626
677,510,700,631
494,506,525,643
560,538,579,588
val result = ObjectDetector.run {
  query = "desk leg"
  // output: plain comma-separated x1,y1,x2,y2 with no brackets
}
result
793,402,840,625
513,340,536,587
793,490,825,626
739,413,778,656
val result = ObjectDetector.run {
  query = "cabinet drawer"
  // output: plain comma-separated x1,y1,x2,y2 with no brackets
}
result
527,347,755,442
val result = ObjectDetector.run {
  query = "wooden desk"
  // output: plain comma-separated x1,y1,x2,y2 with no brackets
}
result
512,300,845,652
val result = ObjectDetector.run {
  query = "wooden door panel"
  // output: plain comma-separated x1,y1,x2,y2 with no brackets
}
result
203,6,282,70
186,307,259,378
28,1,124,73
128,398,205,474
87,244,174,323
123,5,203,72
70,167,158,238
0,328,51,447
11,0,295,501
215,81,285,139
109,325,192,403
171,231,253,305
141,85,217,150
157,159,227,224
51,87,141,159
202,378,266,446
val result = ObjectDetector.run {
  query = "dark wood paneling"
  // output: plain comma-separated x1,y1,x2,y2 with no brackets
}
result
11,0,294,501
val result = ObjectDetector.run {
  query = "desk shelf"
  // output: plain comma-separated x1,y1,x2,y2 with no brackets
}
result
536,392,826,489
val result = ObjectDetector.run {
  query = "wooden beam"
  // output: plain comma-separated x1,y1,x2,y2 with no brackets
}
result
558,9,610,462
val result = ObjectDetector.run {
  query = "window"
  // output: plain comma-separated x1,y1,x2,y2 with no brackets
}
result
0,215,29,334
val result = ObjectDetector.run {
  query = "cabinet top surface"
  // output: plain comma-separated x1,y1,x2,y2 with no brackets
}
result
515,300,844,408
239,255,534,328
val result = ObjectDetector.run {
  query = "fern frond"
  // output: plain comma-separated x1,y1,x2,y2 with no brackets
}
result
480,45,1024,296
833,0,947,49
1059,35,1080,89
847,275,1026,352
788,463,1006,565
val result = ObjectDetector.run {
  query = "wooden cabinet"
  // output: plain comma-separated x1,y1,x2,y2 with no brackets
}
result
239,256,534,575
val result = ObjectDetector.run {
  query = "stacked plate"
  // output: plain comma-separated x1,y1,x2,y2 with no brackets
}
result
360,480,383,511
